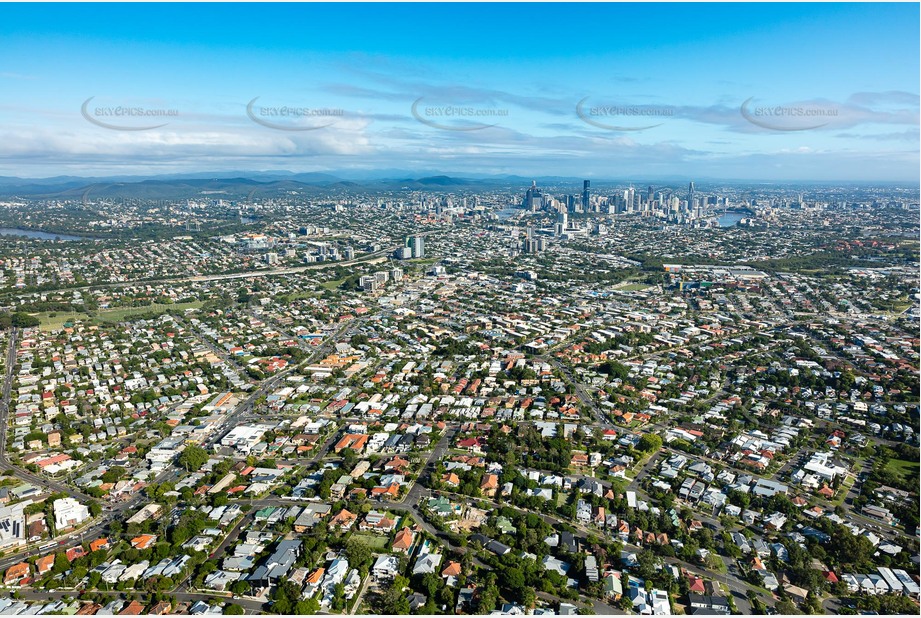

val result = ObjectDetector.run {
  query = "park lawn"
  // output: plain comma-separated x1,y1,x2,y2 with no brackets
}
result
287,290,319,300
36,300,204,331
349,533,389,550
884,458,919,482
620,283,653,292
37,311,93,331
321,278,348,290
96,301,205,322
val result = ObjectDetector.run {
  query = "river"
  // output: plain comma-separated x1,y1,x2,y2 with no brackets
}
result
0,228,86,241
717,212,746,227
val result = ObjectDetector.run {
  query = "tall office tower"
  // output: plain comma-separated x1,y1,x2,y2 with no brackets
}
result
359,275,379,292
525,181,543,211
581,180,591,211
687,181,695,209
648,185,654,203
566,195,576,213
627,187,635,212
522,226,541,254
407,235,425,258
555,211,568,236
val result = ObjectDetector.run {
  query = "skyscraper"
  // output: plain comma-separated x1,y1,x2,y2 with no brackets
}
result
555,211,568,236
407,235,425,259
687,181,695,209
582,180,590,211
525,181,543,211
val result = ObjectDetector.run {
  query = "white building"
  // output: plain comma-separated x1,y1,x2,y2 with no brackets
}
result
53,498,90,530
0,502,27,549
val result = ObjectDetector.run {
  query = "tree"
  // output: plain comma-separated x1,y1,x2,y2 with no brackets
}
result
272,579,302,614
599,360,629,380
341,448,358,472
230,580,249,596
101,466,126,484
776,598,800,615
505,567,526,595
476,584,500,614
380,576,410,614
637,433,663,453
420,572,442,598
344,537,373,573
223,604,245,615
294,597,320,615
636,549,659,579
830,525,875,568
178,445,209,472
10,312,40,328
521,587,536,610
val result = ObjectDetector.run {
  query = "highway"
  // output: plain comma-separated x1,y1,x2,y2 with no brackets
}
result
0,245,400,304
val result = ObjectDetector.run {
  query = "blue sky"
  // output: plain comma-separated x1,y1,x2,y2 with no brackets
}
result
0,3,918,181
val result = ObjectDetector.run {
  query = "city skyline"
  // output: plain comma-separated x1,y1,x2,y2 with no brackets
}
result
0,3,918,181
0,4,915,616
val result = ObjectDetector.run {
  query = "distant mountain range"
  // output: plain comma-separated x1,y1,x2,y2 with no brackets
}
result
0,171,907,200
0,171,582,199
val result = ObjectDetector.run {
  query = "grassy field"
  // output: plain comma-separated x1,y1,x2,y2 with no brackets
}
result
349,533,389,549
37,311,93,331
884,458,919,482
834,474,857,506
321,277,348,291
620,283,654,292
36,300,204,331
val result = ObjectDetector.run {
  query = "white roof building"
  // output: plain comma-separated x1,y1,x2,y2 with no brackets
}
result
53,497,90,530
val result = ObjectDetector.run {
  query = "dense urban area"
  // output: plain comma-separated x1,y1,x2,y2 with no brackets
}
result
0,177,915,616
